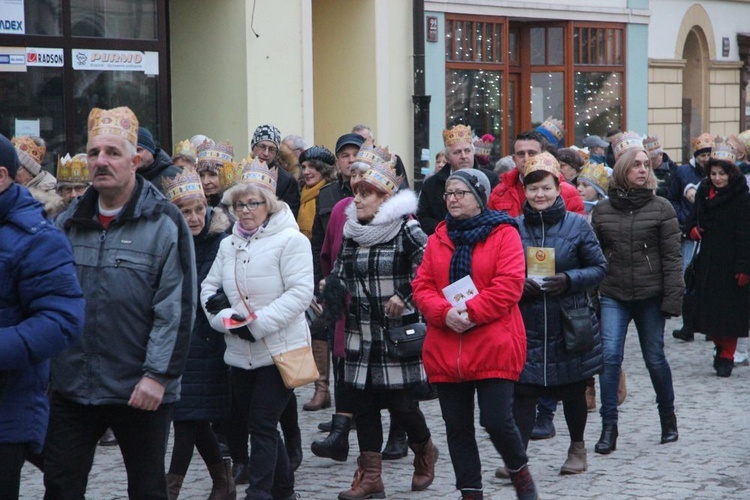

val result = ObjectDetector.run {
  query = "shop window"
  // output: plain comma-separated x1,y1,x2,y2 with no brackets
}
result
71,0,158,40
531,72,564,128
446,18,503,63
25,0,64,36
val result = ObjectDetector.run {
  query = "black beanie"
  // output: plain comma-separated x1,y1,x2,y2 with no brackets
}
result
137,127,156,154
0,134,19,179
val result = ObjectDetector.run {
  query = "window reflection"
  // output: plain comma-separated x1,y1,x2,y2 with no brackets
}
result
71,0,157,39
574,72,622,140
25,0,63,36
530,72,564,127
446,69,504,155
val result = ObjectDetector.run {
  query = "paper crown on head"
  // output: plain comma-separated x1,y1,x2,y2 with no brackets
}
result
162,167,206,204
174,139,197,158
727,134,747,157
354,138,392,167
737,129,750,154
196,139,234,174
219,154,245,190
87,107,139,146
570,145,590,163
643,135,663,156
360,159,403,195
612,131,644,160
472,134,494,157
12,136,46,175
524,151,560,177
57,153,90,185
578,162,610,197
443,124,473,147
535,117,565,147
240,157,277,193
692,133,714,154
710,138,738,164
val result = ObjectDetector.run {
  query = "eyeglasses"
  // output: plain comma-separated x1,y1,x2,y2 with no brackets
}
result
443,190,471,200
254,144,278,155
234,201,266,212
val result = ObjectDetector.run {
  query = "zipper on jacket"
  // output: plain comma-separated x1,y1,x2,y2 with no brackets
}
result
541,217,548,386
643,243,653,272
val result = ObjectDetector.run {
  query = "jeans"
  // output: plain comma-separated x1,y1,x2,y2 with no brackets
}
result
436,379,528,492
681,238,696,274
0,443,27,499
43,392,173,500
230,365,294,500
514,381,588,448
599,296,675,424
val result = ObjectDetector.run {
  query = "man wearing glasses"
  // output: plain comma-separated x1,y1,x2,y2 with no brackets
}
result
251,125,301,217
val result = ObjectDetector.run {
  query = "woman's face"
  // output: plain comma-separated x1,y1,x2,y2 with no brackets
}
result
710,165,729,189
626,151,651,188
199,170,220,195
445,179,481,220
179,199,207,236
435,153,447,172
525,174,560,211
301,161,324,188
234,193,270,231
354,186,388,223
560,162,578,182
349,168,366,191
577,180,600,202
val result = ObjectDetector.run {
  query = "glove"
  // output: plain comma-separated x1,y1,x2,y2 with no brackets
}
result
689,227,703,241
205,289,231,314
523,278,543,299
542,273,570,297
736,273,750,287
229,314,256,342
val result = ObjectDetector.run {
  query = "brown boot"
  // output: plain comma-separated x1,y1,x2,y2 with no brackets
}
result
509,464,538,500
618,369,627,406
585,383,597,412
408,437,439,491
303,340,331,411
207,458,236,500
338,452,386,499
559,441,587,475
166,473,183,500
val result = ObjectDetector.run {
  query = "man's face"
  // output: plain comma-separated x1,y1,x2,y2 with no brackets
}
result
252,140,278,164
695,152,711,170
87,135,140,195
14,166,33,186
445,142,474,171
650,151,663,169
283,138,304,158
136,147,155,169
336,145,359,180
59,184,89,205
513,139,542,174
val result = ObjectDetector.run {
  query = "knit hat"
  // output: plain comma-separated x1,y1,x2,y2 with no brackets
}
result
535,117,565,148
447,168,491,208
251,124,281,149
557,148,585,172
0,133,19,179
11,136,45,176
137,127,156,155
578,162,610,198
299,145,335,166
335,133,365,154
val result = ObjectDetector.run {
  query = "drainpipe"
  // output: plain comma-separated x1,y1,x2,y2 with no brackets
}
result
412,0,431,192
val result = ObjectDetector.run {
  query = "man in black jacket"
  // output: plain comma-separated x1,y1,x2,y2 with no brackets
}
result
136,127,182,195
251,124,301,218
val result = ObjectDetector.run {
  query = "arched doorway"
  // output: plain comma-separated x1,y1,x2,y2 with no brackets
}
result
681,28,709,163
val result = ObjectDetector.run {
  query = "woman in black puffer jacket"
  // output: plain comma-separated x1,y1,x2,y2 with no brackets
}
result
515,152,606,476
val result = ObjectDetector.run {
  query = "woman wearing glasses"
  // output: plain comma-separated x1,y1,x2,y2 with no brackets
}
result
201,158,314,500
413,169,538,500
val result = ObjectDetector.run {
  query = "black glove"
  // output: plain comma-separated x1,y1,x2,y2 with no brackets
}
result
205,289,231,314
229,313,256,342
523,278,543,299
542,273,570,297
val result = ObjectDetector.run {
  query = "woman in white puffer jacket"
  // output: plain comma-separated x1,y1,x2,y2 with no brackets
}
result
201,158,313,500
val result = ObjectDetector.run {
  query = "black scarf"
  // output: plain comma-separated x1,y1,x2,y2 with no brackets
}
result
446,209,517,283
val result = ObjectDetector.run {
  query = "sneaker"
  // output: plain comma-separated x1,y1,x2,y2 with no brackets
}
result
734,350,749,366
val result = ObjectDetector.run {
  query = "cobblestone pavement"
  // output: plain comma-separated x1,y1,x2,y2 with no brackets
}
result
20,318,750,499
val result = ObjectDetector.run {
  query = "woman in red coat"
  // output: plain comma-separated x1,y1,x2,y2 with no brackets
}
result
413,168,537,500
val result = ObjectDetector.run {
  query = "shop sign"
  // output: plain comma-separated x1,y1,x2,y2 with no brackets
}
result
0,0,25,34
26,48,64,67
0,46,26,72
72,49,159,75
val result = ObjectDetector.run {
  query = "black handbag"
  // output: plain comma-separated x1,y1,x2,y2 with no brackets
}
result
560,296,595,354
681,240,701,330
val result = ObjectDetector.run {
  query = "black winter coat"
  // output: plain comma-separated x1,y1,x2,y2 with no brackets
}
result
517,198,606,386
138,149,182,195
174,208,231,421
687,176,750,338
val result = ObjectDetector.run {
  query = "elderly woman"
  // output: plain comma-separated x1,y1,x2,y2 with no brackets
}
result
413,169,537,500
557,147,585,185
325,158,437,499
591,133,683,454
297,145,337,240
513,153,606,476
162,169,233,499
201,159,313,500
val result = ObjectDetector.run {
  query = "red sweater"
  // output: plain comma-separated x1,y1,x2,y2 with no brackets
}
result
487,169,585,217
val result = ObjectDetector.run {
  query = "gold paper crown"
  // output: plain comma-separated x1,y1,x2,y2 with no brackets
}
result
361,159,403,195
710,138,738,164
173,139,197,158
612,131,644,160
12,136,46,172
219,156,243,190
87,107,139,145
737,129,750,153
691,133,714,154
57,153,90,185
524,151,560,177
570,145,590,163
578,162,610,192
727,134,747,157
197,139,234,174
472,136,493,157
240,157,277,193
643,135,662,154
162,167,206,204
537,117,565,142
443,125,473,147
354,138,392,167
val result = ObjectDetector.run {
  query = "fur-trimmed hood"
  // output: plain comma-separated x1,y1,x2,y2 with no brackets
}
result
27,184,65,219
208,206,230,235
345,188,418,225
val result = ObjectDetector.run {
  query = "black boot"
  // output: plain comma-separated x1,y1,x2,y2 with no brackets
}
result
319,416,356,432
311,414,351,462
594,423,618,455
232,462,250,485
672,328,694,342
285,427,303,472
659,412,679,444
716,357,734,377
381,420,408,460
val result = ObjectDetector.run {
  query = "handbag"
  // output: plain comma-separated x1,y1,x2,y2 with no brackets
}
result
270,344,320,389
560,296,595,354
682,240,701,330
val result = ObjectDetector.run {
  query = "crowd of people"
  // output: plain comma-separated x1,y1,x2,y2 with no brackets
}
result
1,104,749,500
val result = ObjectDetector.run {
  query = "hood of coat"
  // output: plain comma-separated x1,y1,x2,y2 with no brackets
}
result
26,170,58,192
345,188,418,226
230,202,298,243
607,187,654,211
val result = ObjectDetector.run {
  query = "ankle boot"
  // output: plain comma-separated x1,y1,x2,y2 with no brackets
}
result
659,411,679,443
409,437,439,491
381,420,408,460
559,441,587,475
338,452,386,499
508,464,538,500
311,414,351,462
232,462,250,485
594,423,618,454
320,415,356,432
166,473,184,500
207,458,236,500
304,340,331,411
460,488,484,499
618,370,627,406
494,465,510,479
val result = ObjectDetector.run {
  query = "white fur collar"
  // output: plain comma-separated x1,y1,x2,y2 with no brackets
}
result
345,189,418,226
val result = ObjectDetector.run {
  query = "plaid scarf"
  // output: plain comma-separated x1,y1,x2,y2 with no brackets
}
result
446,209,518,283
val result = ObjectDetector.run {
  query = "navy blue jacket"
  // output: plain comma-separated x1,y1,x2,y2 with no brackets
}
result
0,183,84,453
516,198,605,386
667,160,704,227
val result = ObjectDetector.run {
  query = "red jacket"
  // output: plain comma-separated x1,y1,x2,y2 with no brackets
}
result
412,221,527,383
487,169,585,217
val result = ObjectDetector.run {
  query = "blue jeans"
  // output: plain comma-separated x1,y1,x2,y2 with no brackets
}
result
599,296,675,424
